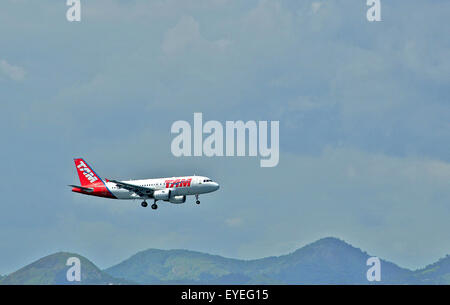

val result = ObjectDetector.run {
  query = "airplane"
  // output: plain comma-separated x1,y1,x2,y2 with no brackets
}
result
69,158,220,210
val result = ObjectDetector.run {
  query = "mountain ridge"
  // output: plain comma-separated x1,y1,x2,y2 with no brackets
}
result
0,252,131,285
1,237,448,284
103,237,445,284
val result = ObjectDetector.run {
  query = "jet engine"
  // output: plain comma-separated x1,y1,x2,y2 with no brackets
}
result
169,195,186,204
153,189,171,200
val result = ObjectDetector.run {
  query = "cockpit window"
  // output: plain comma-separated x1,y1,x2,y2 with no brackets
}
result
203,179,212,182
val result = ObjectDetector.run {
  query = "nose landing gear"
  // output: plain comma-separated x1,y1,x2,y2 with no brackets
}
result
195,194,200,205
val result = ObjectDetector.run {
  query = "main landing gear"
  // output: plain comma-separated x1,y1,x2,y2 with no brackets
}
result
195,194,200,205
142,200,158,209
141,201,158,210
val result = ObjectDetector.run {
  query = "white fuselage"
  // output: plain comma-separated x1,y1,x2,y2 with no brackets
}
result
106,176,219,200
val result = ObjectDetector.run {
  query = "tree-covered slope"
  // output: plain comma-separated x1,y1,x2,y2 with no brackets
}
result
0,252,128,285
105,237,414,284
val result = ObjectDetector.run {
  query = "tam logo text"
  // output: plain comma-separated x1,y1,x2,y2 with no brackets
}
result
77,161,98,183
165,178,192,188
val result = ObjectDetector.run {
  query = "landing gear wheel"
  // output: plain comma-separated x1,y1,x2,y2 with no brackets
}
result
141,201,148,207
196,200,200,205
151,203,158,210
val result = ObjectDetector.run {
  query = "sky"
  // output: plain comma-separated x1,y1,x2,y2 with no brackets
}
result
0,0,449,274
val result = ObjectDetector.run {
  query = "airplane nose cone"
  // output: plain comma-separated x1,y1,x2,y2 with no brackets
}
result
213,182,220,191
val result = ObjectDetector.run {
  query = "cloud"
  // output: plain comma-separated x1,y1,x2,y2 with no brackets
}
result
0,59,26,81
0,0,449,274
225,217,244,228
212,147,450,267
162,16,202,54
311,2,322,14
162,15,232,55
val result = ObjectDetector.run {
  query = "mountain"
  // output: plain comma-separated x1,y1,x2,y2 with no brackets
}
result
104,237,414,284
414,255,450,284
239,237,414,284
2,238,448,284
104,248,251,284
0,252,129,285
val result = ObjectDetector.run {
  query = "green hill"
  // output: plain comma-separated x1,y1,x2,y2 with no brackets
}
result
2,238,448,284
0,252,129,285
241,237,414,284
104,237,414,284
104,248,248,284
414,255,450,284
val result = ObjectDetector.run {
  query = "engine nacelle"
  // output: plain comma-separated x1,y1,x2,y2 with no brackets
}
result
169,195,186,204
153,189,171,201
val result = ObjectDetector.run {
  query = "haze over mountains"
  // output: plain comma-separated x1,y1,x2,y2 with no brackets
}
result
1,237,448,285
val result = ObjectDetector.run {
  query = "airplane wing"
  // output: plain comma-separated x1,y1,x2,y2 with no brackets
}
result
109,179,155,197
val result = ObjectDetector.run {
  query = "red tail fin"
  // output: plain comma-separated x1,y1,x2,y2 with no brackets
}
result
74,158,102,186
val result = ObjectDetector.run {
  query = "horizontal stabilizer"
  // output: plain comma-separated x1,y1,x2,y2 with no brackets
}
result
68,185,94,192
